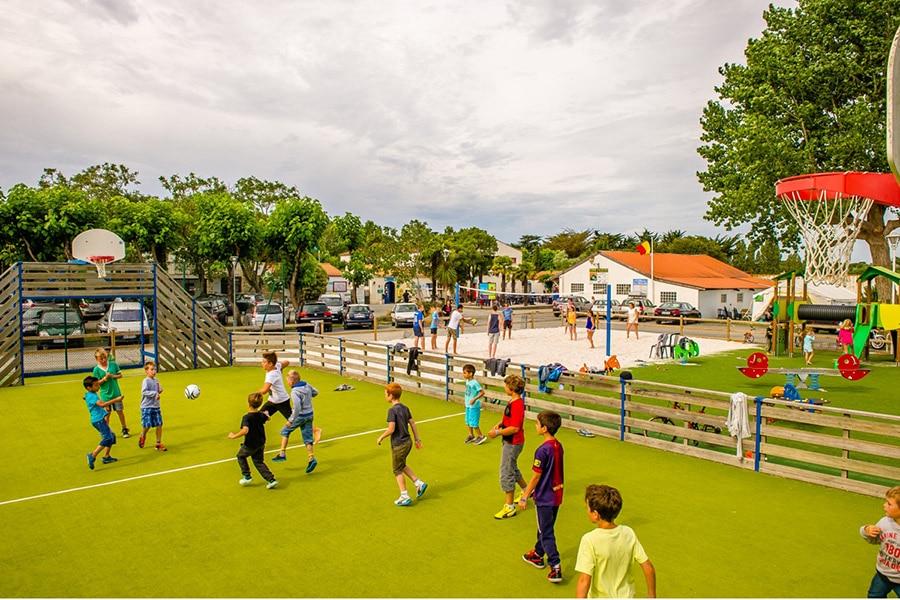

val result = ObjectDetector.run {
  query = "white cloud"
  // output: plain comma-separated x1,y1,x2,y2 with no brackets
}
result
0,0,796,244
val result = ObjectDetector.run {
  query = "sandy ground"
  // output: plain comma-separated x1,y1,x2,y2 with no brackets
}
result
381,323,752,371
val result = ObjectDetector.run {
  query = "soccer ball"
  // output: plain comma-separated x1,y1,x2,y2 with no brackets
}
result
184,384,201,399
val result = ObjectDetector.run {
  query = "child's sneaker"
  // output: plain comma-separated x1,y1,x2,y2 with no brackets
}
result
101,456,118,464
155,443,167,452
305,457,317,473
272,453,287,462
416,481,428,498
464,435,475,444
122,428,131,439
266,479,278,489
547,566,562,583
523,549,546,569
473,435,487,445
87,453,95,470
239,476,252,486
394,496,412,506
138,435,146,449
494,504,517,519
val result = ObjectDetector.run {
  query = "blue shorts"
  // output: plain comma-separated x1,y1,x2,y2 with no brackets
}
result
91,419,116,448
141,408,163,428
413,324,424,337
465,403,481,427
280,415,314,445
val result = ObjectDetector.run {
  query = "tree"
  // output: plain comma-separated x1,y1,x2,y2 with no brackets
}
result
698,0,900,294
544,228,593,258
491,255,515,293
264,197,329,307
342,252,374,302
109,196,184,265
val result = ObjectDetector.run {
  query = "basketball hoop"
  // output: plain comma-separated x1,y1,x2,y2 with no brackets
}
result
90,256,114,278
776,172,900,286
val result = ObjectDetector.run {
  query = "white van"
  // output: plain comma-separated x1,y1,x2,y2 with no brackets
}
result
99,300,152,343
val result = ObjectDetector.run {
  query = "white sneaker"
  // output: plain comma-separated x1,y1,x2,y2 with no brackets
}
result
266,479,278,489
239,476,252,486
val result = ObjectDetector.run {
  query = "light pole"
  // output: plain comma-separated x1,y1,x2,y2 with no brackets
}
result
231,256,238,325
887,233,900,304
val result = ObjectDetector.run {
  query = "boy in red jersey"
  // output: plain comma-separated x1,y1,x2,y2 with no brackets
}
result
520,410,565,583
488,373,528,519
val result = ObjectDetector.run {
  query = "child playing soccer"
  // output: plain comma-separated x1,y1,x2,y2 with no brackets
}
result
859,485,900,597
520,410,565,583
462,364,486,445
83,375,119,469
575,484,656,598
228,392,278,489
256,352,292,420
272,369,322,473
488,373,528,519
376,382,427,506
92,348,130,438
138,361,166,451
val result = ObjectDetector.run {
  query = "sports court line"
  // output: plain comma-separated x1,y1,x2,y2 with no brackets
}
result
0,412,463,507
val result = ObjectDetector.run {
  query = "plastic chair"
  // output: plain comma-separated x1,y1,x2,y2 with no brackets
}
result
661,333,680,358
649,333,667,358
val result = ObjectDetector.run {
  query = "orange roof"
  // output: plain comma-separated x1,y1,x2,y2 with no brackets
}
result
320,262,343,277
601,251,772,291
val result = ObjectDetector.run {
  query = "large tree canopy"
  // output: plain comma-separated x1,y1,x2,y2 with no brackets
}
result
698,0,900,274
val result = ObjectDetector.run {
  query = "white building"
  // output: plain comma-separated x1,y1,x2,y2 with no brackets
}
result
558,251,772,318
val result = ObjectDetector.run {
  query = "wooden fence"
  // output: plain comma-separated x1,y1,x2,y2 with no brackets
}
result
231,331,898,497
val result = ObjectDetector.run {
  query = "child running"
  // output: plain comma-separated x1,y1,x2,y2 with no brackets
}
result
138,361,166,451
376,382,427,506
488,373,528,519
462,364,487,445
520,410,565,584
859,485,900,598
272,369,322,473
92,348,130,438
575,484,656,598
228,392,278,489
256,352,292,420
83,375,119,469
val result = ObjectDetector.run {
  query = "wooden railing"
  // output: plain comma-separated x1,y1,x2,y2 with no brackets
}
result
231,331,898,497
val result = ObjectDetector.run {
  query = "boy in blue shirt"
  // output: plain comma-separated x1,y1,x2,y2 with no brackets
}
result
462,364,486,445
520,410,565,583
83,375,119,469
413,303,426,350
272,369,322,473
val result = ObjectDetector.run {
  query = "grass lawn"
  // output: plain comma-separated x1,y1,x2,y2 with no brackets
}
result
0,363,892,598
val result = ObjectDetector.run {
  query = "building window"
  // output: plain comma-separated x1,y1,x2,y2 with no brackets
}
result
660,291,677,303
571,283,585,293
616,284,631,296
720,293,728,303
737,292,744,302
593,283,606,294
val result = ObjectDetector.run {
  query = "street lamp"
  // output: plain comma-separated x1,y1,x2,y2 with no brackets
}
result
231,256,238,325
887,233,900,303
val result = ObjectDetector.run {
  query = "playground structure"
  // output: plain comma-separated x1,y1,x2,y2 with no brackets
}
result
0,261,229,386
770,172,900,363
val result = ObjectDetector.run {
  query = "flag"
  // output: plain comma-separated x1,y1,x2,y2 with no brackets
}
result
637,241,651,255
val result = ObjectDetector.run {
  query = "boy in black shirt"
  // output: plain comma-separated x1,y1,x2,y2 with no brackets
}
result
228,392,278,489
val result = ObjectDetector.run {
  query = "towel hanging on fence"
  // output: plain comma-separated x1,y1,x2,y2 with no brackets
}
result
406,347,420,375
725,391,751,458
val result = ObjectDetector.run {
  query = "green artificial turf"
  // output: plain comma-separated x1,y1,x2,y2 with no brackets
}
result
0,365,890,597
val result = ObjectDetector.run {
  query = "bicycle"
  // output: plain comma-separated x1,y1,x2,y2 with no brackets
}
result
743,326,755,344
643,401,722,446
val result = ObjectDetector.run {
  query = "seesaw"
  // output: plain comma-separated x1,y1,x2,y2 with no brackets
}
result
737,352,870,382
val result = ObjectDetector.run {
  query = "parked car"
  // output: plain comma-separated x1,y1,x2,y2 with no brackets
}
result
343,303,375,329
295,302,333,332
37,308,85,350
318,294,345,324
22,304,58,337
612,297,656,319
235,293,264,316
79,298,112,320
98,301,152,343
203,292,232,314
551,295,592,317
653,302,702,323
590,298,621,320
196,295,228,325
250,301,286,331
390,302,418,327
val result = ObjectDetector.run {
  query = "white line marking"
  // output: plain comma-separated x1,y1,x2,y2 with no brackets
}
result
0,411,463,507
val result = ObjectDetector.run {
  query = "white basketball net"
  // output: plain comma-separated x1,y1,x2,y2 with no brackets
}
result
782,190,874,286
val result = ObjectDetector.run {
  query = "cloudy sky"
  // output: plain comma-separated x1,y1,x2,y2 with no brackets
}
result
0,0,797,247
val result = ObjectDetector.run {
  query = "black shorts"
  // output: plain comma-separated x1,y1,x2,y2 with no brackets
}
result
503,320,512,329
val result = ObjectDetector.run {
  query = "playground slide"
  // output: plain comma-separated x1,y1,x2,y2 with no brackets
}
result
851,321,872,358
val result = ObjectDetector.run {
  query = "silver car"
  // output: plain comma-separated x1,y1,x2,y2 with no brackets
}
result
390,303,418,327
